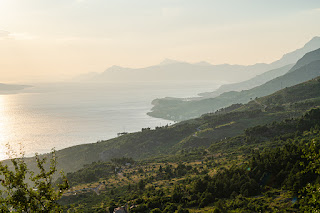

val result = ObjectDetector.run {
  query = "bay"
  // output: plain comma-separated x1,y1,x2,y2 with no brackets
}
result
0,81,221,160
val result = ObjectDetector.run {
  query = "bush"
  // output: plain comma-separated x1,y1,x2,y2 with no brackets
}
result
0,150,69,212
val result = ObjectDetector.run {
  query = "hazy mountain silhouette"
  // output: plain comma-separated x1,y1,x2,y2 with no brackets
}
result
199,64,294,98
199,37,320,97
91,61,272,82
270,36,320,68
76,37,320,83
288,46,320,72
148,47,320,121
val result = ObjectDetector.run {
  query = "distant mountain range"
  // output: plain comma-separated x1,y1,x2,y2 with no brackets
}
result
271,36,320,68
80,61,272,83
148,47,320,121
199,63,294,98
75,37,320,83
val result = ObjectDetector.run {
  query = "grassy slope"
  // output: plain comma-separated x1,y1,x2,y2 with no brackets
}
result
59,107,320,212
8,77,320,176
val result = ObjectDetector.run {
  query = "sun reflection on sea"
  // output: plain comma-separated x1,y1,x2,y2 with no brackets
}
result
0,95,10,161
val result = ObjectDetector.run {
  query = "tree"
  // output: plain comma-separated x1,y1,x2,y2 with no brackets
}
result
138,179,145,190
0,150,69,212
299,138,320,212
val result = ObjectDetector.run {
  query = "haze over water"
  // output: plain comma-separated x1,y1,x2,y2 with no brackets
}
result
0,81,220,161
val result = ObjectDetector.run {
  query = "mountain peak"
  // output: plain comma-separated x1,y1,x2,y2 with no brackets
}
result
288,46,320,73
303,36,320,48
309,36,320,41
270,36,320,68
194,61,212,66
106,65,125,72
159,58,182,66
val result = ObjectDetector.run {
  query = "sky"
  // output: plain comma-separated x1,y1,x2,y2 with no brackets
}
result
0,0,320,82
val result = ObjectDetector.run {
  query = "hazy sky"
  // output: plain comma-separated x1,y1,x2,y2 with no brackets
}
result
0,0,320,82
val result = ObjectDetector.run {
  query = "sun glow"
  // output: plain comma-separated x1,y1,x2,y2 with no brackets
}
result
0,0,13,19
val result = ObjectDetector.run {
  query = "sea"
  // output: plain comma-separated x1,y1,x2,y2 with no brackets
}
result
0,81,221,160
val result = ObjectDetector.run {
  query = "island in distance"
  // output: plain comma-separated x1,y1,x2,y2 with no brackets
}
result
0,83,31,94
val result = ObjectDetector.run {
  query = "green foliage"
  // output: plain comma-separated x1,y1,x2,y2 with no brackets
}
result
209,107,320,155
110,157,135,166
299,136,320,212
57,108,320,212
150,208,161,213
0,150,69,212
59,161,114,186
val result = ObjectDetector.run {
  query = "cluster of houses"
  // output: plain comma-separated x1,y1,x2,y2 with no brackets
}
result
117,132,128,137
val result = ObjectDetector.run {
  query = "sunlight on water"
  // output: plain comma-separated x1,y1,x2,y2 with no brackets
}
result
0,82,220,161
0,95,9,160
0,95,23,161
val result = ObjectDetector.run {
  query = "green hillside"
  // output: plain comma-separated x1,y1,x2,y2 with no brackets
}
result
10,76,320,178
58,95,320,212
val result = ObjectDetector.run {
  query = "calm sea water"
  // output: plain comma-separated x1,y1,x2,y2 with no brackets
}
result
0,81,220,160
